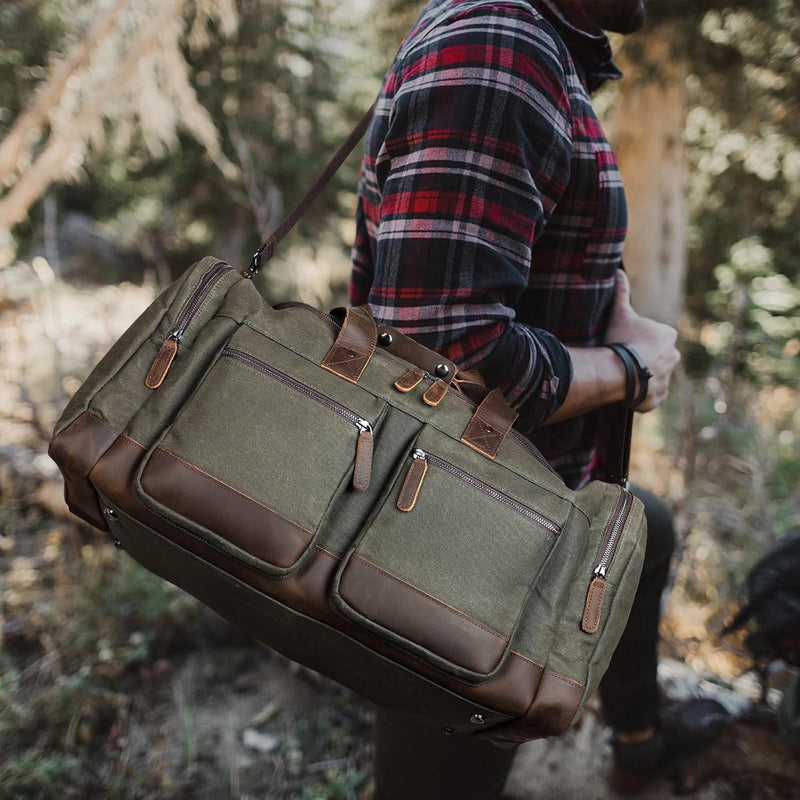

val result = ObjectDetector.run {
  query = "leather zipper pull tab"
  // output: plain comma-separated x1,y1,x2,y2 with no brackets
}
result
423,379,448,406
394,367,424,393
145,336,179,389
397,449,428,512
352,421,373,492
581,574,606,634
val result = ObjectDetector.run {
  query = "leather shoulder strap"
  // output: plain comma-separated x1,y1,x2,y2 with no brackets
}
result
243,103,376,278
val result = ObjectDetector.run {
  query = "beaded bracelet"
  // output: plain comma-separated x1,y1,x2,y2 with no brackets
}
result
604,342,653,407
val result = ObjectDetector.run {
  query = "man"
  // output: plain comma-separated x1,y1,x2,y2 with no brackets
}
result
351,1,728,797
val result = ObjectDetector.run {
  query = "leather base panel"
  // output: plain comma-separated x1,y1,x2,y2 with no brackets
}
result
337,554,508,679
48,411,120,530
475,670,583,746
140,447,313,569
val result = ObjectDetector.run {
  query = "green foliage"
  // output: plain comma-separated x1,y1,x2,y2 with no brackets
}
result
673,2,800,387
0,749,84,800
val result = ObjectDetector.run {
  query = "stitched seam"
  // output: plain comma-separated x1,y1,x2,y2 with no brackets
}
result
349,554,508,643
543,670,583,690
149,448,313,541
508,650,544,670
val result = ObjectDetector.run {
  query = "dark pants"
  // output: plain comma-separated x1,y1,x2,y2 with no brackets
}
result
372,485,676,800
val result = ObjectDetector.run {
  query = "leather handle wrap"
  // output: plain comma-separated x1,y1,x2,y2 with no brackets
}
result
321,305,377,384
376,324,457,386
461,388,519,460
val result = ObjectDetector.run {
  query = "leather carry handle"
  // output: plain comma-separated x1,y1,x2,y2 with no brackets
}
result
321,305,378,384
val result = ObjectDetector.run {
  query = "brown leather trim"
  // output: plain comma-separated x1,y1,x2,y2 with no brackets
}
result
48,411,120,530
422,380,449,406
89,435,545,718
338,554,508,676
376,323,456,385
475,668,583,746
145,338,178,389
352,429,373,492
393,367,425,393
140,447,313,569
321,305,376,383
581,576,605,634
460,388,518,460
397,457,427,512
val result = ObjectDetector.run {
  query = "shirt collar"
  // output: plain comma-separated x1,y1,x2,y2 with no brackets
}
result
531,0,623,91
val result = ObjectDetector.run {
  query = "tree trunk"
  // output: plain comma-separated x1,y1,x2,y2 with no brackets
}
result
613,24,689,326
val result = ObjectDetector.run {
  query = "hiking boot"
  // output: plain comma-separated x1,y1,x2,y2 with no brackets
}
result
607,697,731,795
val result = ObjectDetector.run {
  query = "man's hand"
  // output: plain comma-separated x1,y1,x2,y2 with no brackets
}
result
544,271,680,426
603,270,680,412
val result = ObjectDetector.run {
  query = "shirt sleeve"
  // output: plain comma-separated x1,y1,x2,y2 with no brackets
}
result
354,6,575,429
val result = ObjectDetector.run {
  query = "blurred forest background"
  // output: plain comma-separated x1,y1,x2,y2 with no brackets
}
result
0,0,798,798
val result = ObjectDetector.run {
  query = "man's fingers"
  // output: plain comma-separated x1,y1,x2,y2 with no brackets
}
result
614,269,631,306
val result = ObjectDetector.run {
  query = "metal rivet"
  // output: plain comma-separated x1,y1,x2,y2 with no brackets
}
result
112,539,124,550
434,364,450,378
378,332,393,346
485,426,493,434
441,727,456,735
470,713,486,725
103,507,118,521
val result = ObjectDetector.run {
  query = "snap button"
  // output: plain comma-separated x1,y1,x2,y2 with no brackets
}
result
434,363,450,378
378,332,393,346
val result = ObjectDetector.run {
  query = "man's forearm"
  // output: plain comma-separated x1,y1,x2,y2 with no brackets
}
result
543,347,628,425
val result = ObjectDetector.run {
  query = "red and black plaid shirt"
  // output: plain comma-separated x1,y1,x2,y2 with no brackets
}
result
350,0,626,488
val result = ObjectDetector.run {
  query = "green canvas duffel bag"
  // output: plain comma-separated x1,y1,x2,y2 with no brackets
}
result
48,109,647,748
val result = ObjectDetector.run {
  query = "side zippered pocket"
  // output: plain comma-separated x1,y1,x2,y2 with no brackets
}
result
146,261,233,389
581,488,635,634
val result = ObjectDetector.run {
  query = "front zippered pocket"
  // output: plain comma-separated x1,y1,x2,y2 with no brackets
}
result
332,427,568,683
146,261,234,389
398,448,560,537
137,326,387,576
222,347,375,491
581,488,635,634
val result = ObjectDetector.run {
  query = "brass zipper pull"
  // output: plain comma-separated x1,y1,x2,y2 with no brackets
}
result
397,449,428,512
352,420,374,492
145,335,179,389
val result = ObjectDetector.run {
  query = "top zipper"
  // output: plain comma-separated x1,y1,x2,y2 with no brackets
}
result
169,261,233,342
145,262,233,389
592,489,633,578
581,488,634,634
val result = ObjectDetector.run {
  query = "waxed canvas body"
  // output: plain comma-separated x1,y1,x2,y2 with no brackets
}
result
49,257,647,746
